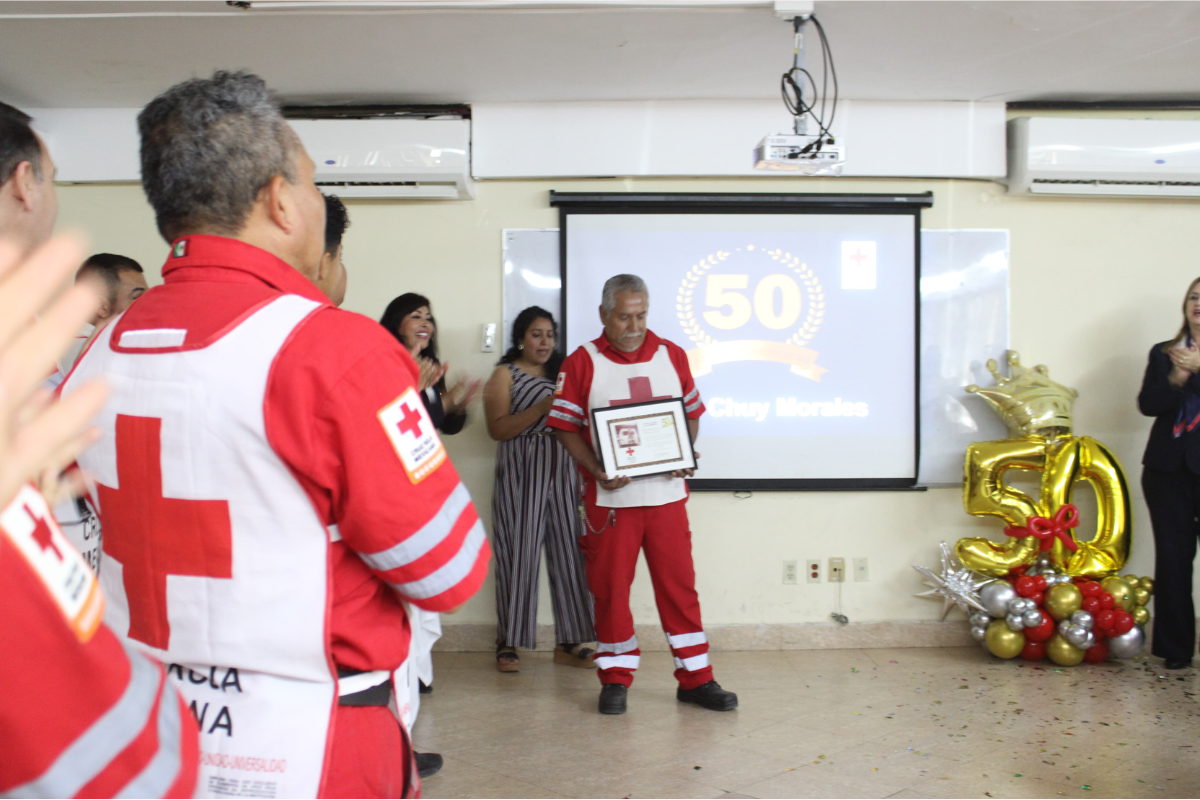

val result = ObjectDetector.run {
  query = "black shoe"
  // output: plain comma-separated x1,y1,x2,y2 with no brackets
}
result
598,684,627,715
677,680,738,711
418,680,432,695
1165,658,1193,670
415,751,443,778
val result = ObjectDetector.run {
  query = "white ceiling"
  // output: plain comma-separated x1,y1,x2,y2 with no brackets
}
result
0,0,1198,108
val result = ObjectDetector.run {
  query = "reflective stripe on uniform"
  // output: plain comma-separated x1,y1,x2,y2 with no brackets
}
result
548,410,580,425
594,654,640,671
390,519,487,600
684,399,702,413
4,643,161,799
673,653,710,672
596,635,639,655
666,631,707,649
360,483,472,572
684,388,699,404
115,683,185,799
553,398,585,416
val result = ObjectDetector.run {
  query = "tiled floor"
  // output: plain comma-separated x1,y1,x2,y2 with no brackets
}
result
412,646,1200,799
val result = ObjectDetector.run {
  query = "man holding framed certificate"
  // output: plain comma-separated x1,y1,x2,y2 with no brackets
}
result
550,274,737,716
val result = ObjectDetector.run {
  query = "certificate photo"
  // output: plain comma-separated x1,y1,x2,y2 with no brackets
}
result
592,398,697,479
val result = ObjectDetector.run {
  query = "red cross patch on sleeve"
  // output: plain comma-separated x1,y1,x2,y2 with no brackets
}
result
0,484,104,642
554,371,567,396
378,387,448,484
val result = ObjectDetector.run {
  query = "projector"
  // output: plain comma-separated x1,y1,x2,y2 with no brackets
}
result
752,134,845,175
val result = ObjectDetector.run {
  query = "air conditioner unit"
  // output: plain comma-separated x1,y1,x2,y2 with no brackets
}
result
289,118,474,200
1007,117,1200,198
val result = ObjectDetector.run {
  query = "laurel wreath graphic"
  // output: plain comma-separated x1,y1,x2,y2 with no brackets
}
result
676,246,825,347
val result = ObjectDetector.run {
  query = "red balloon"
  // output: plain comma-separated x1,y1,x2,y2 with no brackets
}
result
1030,592,1045,606
1098,593,1115,610
1112,610,1135,635
1022,640,1047,661
1011,564,1028,577
1033,575,1048,592
1095,609,1117,632
1084,640,1109,663
1079,581,1102,597
1015,576,1038,597
1080,597,1101,615
1025,616,1055,642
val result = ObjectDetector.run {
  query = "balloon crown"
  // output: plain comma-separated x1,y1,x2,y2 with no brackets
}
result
966,351,1078,438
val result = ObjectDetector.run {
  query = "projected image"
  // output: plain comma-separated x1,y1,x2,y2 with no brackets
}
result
564,212,918,486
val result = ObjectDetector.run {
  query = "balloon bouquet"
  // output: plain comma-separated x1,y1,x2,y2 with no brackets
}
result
915,352,1153,666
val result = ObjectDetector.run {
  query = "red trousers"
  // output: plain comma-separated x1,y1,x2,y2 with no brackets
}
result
579,496,713,690
323,705,418,798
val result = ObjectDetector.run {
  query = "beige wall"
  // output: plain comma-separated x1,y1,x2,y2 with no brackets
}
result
55,172,1200,633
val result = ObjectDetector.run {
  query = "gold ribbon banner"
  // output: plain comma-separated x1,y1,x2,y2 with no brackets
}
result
687,340,828,382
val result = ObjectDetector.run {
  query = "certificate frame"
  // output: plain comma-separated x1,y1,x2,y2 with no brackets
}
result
591,398,696,479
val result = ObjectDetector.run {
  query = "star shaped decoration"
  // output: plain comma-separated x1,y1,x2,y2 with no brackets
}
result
913,542,991,619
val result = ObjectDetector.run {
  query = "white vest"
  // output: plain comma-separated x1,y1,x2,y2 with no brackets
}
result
63,295,344,799
585,342,687,508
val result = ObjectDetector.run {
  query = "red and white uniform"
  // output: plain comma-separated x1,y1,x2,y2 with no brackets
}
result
61,236,489,799
0,485,198,799
548,330,711,690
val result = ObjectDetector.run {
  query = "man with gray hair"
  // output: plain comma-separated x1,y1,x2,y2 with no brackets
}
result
62,71,489,798
550,273,737,715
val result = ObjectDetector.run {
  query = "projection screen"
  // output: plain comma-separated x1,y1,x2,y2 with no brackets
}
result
552,192,932,491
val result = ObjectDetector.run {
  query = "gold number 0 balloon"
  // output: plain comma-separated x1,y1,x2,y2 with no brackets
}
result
958,435,1131,578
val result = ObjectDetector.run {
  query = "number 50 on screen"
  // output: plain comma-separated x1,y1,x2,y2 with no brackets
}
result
703,274,802,331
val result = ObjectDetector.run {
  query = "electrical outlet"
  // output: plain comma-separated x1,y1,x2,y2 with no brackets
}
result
828,557,846,582
782,560,798,585
806,559,821,583
481,322,497,353
853,557,869,582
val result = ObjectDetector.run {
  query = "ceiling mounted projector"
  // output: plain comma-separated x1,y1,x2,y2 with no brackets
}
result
755,1,843,176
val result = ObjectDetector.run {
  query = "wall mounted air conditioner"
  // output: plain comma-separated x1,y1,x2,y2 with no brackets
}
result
1007,117,1200,198
289,118,474,200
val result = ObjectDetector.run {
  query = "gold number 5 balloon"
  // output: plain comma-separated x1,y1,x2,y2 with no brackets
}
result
956,353,1131,579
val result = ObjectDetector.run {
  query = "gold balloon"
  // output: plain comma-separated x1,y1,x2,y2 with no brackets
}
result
1101,576,1135,612
985,619,1025,659
1046,633,1085,666
1132,585,1151,607
1139,576,1155,594
958,352,1132,579
1133,606,1150,626
1044,583,1083,621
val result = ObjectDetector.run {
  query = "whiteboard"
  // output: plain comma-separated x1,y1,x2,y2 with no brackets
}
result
501,227,1009,488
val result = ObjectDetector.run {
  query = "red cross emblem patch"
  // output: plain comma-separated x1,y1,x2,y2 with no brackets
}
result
378,387,447,484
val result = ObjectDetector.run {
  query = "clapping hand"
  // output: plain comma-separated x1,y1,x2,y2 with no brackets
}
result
443,368,483,416
0,236,107,511
1170,340,1200,374
416,356,447,392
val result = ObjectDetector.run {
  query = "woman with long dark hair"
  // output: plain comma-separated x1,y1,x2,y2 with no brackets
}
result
380,293,480,434
1139,277,1200,670
483,307,594,672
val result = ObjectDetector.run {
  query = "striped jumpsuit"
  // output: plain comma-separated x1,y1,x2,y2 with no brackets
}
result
492,363,595,649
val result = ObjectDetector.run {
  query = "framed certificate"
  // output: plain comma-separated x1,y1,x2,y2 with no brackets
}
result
591,398,697,479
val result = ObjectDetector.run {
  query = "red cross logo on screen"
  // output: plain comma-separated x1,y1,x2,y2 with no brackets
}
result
98,414,233,651
849,247,869,267
396,403,424,439
610,377,669,407
29,507,62,561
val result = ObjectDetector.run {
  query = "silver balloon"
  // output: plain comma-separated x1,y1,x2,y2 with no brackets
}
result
1082,631,1097,651
1006,597,1025,615
970,625,988,643
1107,625,1147,659
1070,610,1094,631
1058,620,1073,637
980,581,1018,618
969,612,991,628
1022,609,1043,628
1020,598,1036,613
1065,625,1090,648
1005,613,1025,631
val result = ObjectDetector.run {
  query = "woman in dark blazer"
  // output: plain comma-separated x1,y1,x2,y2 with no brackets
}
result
1138,277,1200,670
380,293,481,434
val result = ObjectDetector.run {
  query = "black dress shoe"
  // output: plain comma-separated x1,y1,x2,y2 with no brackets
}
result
415,751,443,778
418,680,432,695
1165,658,1193,670
677,680,738,711
598,684,627,715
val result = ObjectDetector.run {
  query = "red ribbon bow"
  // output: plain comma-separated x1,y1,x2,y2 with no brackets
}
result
1004,504,1080,553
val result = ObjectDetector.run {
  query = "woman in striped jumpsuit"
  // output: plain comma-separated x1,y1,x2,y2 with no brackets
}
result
484,307,595,672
